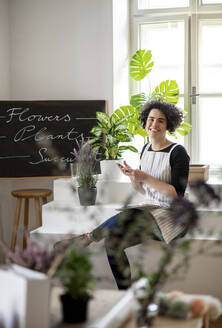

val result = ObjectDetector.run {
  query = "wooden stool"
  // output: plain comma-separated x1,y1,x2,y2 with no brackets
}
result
11,188,52,250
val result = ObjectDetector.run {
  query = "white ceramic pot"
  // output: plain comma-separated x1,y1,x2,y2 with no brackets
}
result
100,160,123,181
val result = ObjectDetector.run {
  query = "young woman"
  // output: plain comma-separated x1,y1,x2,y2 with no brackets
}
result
83,100,190,289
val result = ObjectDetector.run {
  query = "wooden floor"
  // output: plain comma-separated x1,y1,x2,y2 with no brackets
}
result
210,316,222,328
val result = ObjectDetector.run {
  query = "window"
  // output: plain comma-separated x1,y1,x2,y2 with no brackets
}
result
130,0,222,171
202,0,222,4
138,0,189,9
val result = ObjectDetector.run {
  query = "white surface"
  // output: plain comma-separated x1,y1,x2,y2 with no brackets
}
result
0,264,50,328
53,178,145,204
42,201,120,233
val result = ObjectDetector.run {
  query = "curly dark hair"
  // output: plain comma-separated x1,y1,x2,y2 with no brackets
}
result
139,100,183,133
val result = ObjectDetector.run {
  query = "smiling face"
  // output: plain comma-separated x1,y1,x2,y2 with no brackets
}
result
145,108,167,140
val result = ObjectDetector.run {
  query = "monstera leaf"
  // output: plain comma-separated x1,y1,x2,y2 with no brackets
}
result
112,105,147,137
176,122,192,136
129,49,154,81
130,93,149,110
152,80,179,104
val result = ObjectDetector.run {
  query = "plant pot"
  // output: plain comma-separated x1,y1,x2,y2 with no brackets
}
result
60,293,89,323
100,160,123,181
78,187,97,206
188,164,209,182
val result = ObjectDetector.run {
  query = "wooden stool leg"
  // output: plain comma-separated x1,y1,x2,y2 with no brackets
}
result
11,198,22,251
42,196,48,205
34,197,42,227
23,198,29,249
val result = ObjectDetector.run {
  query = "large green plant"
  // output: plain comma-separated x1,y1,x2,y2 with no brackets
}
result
90,111,138,160
90,49,191,159
128,49,192,138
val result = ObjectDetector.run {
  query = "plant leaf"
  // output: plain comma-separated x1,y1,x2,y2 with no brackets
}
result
129,49,154,81
130,93,148,110
119,145,138,152
152,80,179,104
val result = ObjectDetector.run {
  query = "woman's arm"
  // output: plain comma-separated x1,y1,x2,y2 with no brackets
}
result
125,145,190,199
119,161,177,199
130,169,178,199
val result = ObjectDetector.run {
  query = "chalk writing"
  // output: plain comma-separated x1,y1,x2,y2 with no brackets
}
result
29,148,73,165
14,126,78,142
6,108,71,123
0,155,31,159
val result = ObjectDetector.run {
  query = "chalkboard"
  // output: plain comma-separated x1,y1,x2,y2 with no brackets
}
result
0,100,106,178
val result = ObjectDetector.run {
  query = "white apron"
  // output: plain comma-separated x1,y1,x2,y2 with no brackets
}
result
140,143,186,244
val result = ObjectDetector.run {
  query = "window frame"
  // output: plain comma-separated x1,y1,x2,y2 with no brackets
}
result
130,0,222,169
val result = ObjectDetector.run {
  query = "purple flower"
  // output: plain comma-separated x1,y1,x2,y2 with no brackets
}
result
0,238,63,274
70,135,99,188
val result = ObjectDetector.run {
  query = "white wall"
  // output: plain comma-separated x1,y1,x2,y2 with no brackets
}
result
0,0,117,254
113,0,130,110
9,0,113,105
0,0,10,99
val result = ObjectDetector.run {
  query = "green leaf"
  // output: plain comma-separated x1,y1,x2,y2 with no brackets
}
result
130,93,148,109
119,145,138,152
152,80,179,104
111,106,136,123
129,49,154,81
90,126,103,137
96,112,111,129
134,126,148,138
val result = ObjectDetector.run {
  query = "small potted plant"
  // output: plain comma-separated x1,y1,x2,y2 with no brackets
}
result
90,111,138,180
71,136,99,205
57,248,94,324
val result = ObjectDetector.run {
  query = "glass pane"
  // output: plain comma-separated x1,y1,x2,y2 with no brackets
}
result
198,97,222,166
138,0,189,9
199,20,222,93
140,21,184,94
201,0,222,4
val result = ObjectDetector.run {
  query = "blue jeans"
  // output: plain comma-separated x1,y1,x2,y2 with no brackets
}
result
91,209,163,290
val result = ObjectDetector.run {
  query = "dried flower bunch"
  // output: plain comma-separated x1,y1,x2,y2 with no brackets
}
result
71,135,98,189
0,238,64,274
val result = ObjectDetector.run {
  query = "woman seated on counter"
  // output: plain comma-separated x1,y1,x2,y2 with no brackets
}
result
81,100,189,289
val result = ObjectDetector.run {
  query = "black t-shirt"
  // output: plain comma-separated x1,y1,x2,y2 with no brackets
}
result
140,143,190,196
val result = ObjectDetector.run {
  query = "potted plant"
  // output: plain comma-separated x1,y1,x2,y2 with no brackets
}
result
71,136,99,205
57,248,94,324
89,111,138,180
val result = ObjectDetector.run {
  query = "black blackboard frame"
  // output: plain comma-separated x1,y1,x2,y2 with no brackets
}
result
0,100,107,179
